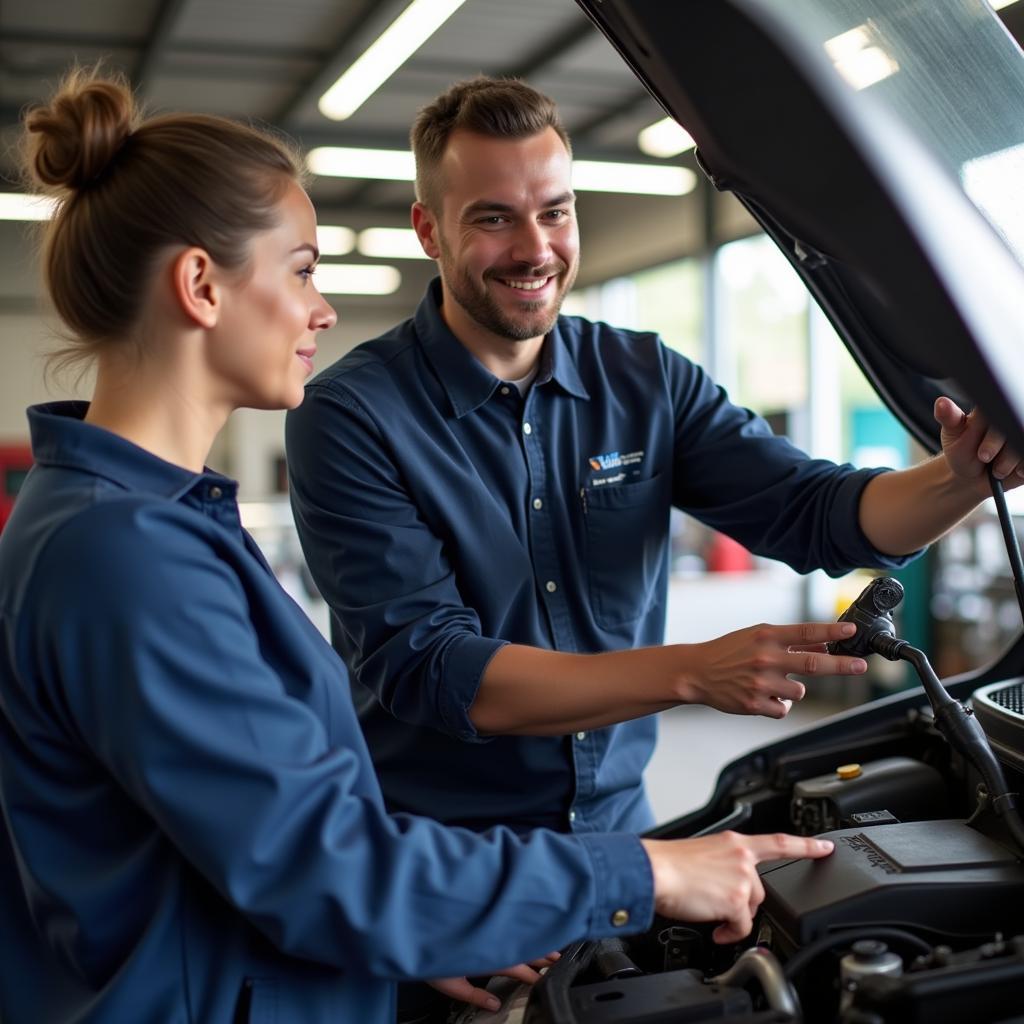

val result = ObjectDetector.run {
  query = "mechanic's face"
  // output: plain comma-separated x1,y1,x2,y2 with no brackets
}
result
414,127,579,347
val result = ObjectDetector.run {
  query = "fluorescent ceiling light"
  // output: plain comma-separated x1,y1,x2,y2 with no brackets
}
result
308,146,416,181
637,118,696,159
824,26,899,91
357,227,431,260
309,146,696,196
316,225,356,255
573,160,697,196
319,0,467,121
315,263,401,295
0,193,57,221
990,0,1018,10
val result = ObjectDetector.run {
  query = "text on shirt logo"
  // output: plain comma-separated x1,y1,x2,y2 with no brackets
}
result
587,450,644,485
588,450,644,472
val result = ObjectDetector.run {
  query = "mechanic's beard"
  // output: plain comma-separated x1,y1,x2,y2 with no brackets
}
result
439,248,578,342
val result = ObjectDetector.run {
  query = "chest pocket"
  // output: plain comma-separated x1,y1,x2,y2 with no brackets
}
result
581,473,670,630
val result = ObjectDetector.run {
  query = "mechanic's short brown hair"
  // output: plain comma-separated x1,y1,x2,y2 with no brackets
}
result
410,76,571,211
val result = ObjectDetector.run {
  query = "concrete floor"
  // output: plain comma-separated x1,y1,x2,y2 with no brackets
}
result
645,698,846,825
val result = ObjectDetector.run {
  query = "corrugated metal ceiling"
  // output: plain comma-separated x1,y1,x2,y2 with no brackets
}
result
0,0,677,215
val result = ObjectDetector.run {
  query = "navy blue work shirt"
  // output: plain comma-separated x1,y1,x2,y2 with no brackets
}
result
286,279,911,836
0,402,652,1024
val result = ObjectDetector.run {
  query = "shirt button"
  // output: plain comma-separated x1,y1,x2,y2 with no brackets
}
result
532,498,543,510
576,731,586,741
568,810,577,823
545,580,557,593
523,422,532,435
209,486,223,500
500,386,511,396
611,909,630,928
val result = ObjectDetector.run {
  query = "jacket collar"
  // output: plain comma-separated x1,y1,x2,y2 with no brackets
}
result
414,278,589,418
27,401,235,501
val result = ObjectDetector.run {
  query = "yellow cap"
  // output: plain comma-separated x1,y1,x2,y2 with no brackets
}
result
836,763,863,780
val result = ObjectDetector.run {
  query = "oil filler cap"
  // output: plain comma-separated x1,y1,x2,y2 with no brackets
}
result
836,763,863,780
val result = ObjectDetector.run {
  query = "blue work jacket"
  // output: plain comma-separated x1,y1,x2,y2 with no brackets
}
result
0,402,652,1024
285,280,912,837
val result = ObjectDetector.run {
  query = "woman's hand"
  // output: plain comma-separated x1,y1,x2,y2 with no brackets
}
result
428,952,561,1013
642,831,834,943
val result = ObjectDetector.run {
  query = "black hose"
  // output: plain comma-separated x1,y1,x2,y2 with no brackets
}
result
900,645,1024,853
869,634,1024,855
710,947,800,1019
782,927,932,980
692,803,751,837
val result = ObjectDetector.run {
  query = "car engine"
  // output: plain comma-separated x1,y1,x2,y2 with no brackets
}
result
459,576,1024,1024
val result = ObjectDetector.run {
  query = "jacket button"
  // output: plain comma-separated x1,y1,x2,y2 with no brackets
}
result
611,909,630,927
209,486,223,500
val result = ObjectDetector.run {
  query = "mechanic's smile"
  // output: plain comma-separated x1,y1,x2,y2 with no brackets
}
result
497,276,552,291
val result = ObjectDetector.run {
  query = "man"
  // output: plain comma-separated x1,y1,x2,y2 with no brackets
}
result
286,76,1019,840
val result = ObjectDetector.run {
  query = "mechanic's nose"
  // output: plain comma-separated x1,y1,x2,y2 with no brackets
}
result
509,220,551,268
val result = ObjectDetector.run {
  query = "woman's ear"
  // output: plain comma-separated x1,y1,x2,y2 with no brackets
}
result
170,247,220,329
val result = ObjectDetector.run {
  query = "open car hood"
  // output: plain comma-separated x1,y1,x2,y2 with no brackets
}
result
575,0,1024,456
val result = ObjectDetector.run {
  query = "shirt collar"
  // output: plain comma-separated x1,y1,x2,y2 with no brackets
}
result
414,277,589,418
27,401,235,502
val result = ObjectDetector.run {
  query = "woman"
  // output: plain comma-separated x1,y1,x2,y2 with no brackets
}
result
0,69,833,1023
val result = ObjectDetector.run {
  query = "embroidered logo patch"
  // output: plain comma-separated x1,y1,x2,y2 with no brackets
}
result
586,450,645,485
588,450,644,472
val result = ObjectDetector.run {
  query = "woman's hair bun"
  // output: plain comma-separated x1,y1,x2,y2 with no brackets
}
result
23,68,138,192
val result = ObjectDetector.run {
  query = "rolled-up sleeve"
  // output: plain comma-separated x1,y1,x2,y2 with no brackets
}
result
28,500,652,979
664,347,919,575
287,381,503,741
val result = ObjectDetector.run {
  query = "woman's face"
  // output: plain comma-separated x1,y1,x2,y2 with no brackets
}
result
210,180,337,410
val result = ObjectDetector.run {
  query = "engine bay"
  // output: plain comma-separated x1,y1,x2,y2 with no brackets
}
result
507,670,1024,1024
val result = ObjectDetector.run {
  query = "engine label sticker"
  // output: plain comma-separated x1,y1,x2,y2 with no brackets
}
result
841,833,899,874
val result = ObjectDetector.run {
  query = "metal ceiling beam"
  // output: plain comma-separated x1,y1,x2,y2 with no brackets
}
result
570,85,657,143
337,179,402,213
313,17,595,216
0,28,329,63
132,0,191,94
2,59,313,87
498,17,595,79
272,0,408,127
0,29,143,50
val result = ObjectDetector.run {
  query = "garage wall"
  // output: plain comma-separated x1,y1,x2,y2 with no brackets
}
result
0,310,78,441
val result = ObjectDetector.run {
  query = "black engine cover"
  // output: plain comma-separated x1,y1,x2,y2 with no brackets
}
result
759,819,1024,952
